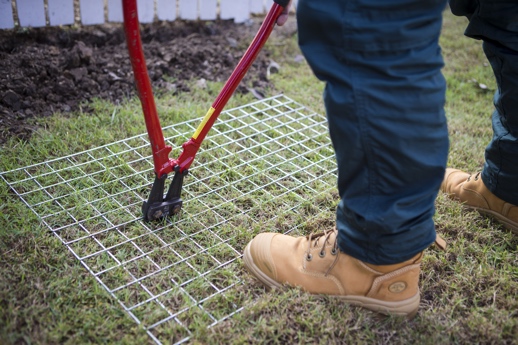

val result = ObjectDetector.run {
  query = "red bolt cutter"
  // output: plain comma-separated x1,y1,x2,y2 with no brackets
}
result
122,0,290,221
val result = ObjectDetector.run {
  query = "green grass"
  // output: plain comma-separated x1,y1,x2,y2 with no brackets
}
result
1,10,517,345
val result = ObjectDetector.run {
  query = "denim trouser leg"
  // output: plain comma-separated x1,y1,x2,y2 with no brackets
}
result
450,0,518,205
297,0,449,264
481,42,518,205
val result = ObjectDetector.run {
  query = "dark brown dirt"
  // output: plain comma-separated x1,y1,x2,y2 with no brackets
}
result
0,19,275,145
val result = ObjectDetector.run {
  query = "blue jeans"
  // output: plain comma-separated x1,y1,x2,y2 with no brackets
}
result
297,0,449,264
450,0,518,205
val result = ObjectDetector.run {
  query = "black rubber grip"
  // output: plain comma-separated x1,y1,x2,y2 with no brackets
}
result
274,0,290,8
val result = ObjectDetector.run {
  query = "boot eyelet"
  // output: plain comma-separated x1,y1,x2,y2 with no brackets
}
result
331,248,338,256
319,250,326,258
306,253,313,261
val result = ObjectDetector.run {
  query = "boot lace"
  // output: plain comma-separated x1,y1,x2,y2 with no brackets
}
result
305,229,340,276
467,172,481,182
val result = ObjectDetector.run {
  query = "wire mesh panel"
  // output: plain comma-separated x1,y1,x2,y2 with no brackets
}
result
1,95,338,344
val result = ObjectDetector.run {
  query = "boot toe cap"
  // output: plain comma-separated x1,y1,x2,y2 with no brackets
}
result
245,233,279,281
441,168,470,195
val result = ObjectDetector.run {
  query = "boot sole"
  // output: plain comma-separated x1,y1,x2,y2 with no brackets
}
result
243,242,420,319
465,205,518,235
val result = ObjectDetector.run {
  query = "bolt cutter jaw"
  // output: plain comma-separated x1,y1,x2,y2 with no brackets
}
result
142,167,187,222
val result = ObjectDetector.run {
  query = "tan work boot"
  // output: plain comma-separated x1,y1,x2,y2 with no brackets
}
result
243,229,422,318
440,169,518,234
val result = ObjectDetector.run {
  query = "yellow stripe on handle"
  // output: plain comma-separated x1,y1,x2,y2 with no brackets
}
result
193,107,215,140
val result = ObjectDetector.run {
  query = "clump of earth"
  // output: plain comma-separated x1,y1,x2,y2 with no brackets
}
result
0,18,291,144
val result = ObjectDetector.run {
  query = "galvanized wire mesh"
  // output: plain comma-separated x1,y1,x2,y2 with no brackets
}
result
1,94,338,344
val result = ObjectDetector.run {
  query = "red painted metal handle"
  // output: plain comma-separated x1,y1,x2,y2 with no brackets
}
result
174,3,285,173
123,0,285,176
122,0,175,178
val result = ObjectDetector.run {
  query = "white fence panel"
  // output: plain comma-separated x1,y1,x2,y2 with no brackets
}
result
220,0,233,20
0,0,14,29
17,0,46,27
157,0,176,21
0,0,282,29
234,1,250,23
250,0,265,14
179,0,197,20
199,0,217,20
137,0,155,23
221,0,250,22
80,0,104,25
108,0,123,22
48,0,74,26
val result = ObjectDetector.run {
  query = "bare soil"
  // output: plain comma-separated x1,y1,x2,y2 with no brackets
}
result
0,19,277,144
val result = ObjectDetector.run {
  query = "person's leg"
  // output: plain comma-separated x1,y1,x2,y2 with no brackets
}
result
298,0,449,265
243,0,448,317
322,40,448,266
482,42,518,205
441,1,518,233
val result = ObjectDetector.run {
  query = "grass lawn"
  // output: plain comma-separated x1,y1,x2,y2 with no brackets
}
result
1,9,517,345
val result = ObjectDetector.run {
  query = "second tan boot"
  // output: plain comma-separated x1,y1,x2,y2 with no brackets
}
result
440,168,518,234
